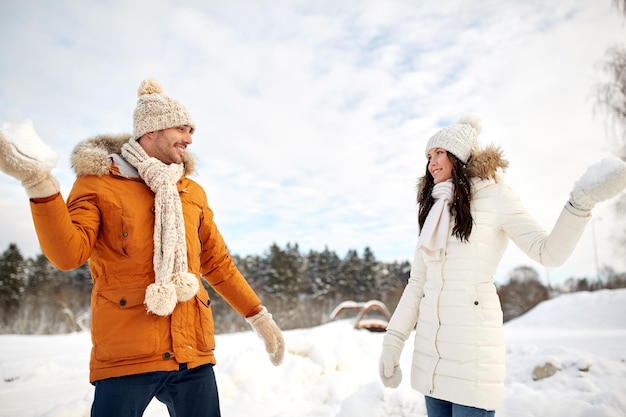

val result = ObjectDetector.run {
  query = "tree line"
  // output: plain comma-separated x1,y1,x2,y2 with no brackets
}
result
1,242,625,334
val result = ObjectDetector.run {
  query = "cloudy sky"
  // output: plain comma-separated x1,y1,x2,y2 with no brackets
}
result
1,0,624,285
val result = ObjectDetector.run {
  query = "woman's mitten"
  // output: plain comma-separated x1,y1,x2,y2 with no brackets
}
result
569,156,626,212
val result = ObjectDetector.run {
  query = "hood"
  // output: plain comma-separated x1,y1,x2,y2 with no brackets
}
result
466,144,508,180
70,133,197,177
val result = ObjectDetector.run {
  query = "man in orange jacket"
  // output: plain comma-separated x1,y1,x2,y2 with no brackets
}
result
0,79,284,417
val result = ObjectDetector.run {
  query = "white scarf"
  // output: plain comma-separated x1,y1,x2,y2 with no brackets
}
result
121,139,199,316
417,180,454,260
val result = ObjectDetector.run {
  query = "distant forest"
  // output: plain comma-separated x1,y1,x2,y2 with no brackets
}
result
1,242,625,334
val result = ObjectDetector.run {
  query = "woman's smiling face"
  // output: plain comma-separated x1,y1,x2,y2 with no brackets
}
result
427,147,453,184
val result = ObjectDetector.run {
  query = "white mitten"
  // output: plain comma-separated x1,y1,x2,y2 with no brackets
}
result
0,120,60,198
246,306,285,366
378,330,405,388
569,156,626,212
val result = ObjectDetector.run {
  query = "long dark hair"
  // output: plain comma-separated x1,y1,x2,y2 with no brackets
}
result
417,152,473,242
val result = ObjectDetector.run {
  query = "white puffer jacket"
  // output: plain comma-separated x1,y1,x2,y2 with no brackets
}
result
386,147,590,410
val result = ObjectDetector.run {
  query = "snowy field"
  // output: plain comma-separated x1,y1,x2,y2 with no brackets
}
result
0,289,625,417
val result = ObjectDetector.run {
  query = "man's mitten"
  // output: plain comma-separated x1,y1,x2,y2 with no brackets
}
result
0,120,60,198
378,330,406,388
246,306,285,366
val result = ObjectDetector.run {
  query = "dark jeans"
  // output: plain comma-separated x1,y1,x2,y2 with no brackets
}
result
425,396,495,417
91,364,220,417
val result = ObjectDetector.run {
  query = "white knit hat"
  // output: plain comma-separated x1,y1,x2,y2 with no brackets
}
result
133,79,196,139
425,116,481,164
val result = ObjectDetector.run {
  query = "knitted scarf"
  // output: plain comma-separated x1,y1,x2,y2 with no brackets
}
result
417,180,454,260
121,139,199,316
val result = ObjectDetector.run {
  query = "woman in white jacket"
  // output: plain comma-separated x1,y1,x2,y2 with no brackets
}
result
378,116,626,416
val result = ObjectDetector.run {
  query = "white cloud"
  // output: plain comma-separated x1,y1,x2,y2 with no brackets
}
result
0,0,624,283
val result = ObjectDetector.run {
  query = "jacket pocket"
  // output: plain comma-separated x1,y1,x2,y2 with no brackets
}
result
99,203,128,258
194,285,215,352
468,287,486,322
93,288,158,361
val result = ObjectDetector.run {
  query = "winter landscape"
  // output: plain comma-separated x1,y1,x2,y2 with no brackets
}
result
0,288,624,417
1,2,626,416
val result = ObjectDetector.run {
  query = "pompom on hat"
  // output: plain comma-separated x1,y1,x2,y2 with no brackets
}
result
133,79,196,140
425,116,481,164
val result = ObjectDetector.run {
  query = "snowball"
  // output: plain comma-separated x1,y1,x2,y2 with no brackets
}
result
0,119,58,169
576,156,626,188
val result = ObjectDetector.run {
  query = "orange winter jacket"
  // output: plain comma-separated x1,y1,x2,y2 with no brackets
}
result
29,133,261,383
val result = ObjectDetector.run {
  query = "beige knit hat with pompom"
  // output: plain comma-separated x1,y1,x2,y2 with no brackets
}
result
425,116,481,164
133,79,196,139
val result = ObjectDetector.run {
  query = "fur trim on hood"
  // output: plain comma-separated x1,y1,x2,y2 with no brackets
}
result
466,144,508,180
70,133,196,177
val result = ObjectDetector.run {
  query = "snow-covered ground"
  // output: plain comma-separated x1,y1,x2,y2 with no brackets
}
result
1,289,625,417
